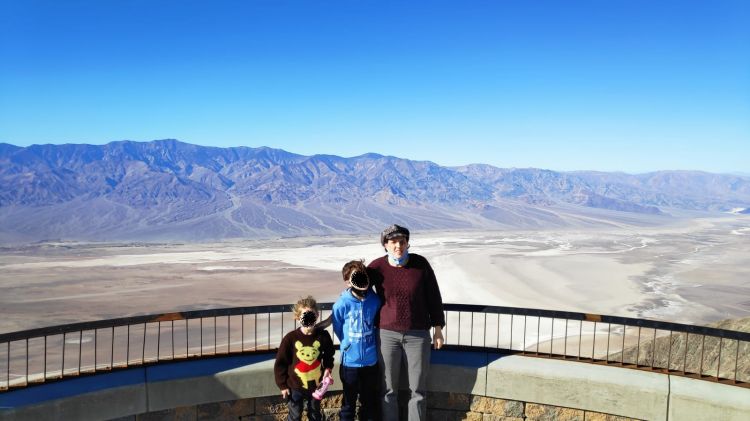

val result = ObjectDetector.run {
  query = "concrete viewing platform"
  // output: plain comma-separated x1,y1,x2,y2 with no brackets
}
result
1,350,748,421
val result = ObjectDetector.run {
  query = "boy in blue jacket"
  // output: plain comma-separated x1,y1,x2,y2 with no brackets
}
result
332,260,381,421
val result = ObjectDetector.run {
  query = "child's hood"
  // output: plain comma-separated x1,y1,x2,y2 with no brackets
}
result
338,287,374,303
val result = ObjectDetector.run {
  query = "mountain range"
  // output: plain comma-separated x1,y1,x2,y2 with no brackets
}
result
1,139,749,243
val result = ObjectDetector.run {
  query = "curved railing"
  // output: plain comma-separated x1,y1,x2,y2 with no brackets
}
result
1,304,748,392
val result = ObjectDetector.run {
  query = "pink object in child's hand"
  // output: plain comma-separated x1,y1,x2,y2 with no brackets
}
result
312,375,334,400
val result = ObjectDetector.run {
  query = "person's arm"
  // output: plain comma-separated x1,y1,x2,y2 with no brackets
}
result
423,259,445,327
274,334,292,392
423,259,446,349
332,301,345,343
321,331,335,377
367,262,385,328
366,265,384,298
315,314,332,331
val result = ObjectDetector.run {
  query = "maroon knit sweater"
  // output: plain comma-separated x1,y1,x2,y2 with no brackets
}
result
368,253,445,333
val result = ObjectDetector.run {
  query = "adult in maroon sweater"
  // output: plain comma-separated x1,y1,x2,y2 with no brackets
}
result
368,224,445,421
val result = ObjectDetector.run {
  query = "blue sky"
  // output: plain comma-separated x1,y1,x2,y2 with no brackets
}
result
1,0,748,173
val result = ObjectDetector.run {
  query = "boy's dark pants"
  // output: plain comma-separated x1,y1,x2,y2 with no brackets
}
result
340,363,380,421
287,389,322,421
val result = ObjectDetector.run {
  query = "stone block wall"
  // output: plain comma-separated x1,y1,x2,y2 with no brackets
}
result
126,391,642,421
6,352,747,420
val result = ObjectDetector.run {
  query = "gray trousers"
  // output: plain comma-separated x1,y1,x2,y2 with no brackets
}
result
379,329,431,421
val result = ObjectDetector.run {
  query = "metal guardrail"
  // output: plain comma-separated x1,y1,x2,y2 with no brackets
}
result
1,304,748,392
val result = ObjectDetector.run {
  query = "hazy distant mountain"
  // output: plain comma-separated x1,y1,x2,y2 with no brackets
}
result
1,139,749,243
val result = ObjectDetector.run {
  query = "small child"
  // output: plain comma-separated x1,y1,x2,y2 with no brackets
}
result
274,296,335,421
332,260,382,421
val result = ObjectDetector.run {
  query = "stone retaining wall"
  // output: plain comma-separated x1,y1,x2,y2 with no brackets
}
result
4,352,749,420
129,391,641,421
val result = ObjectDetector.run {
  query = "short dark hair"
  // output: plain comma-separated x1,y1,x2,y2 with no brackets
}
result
342,259,367,282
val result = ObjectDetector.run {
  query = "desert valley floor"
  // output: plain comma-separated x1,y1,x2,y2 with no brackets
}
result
1,215,749,334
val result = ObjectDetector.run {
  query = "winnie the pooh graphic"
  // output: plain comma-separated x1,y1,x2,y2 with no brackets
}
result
294,340,322,389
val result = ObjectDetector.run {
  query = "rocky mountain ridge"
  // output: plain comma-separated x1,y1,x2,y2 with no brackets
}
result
1,139,749,243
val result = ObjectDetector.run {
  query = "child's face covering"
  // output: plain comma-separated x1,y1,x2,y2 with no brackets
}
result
350,271,369,290
300,310,317,327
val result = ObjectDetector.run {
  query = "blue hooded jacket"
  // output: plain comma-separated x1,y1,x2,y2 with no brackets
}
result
332,288,381,367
